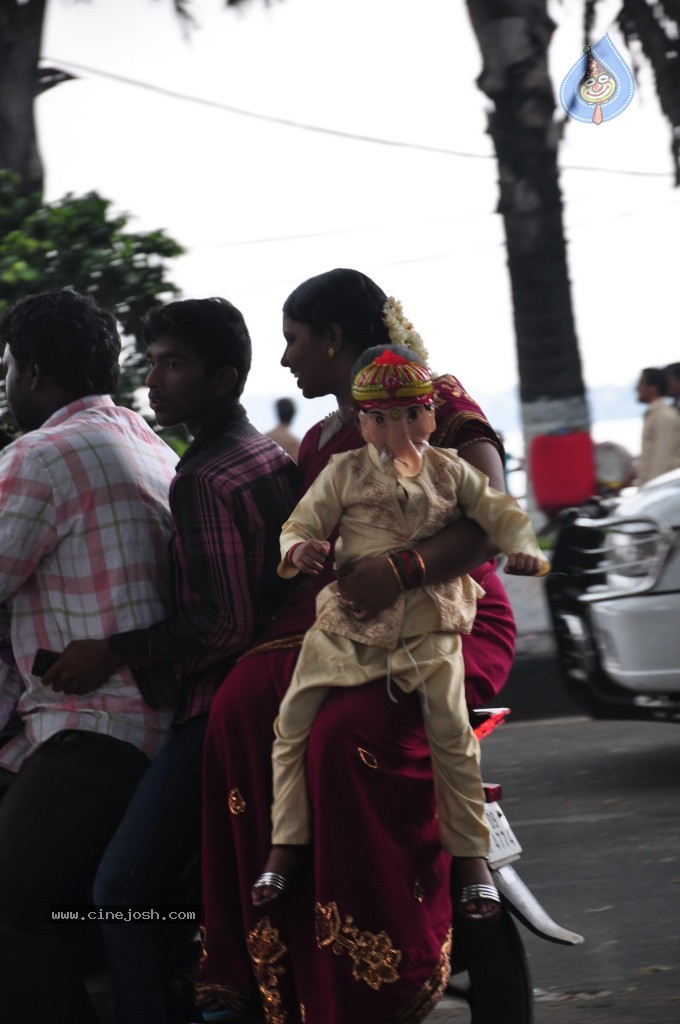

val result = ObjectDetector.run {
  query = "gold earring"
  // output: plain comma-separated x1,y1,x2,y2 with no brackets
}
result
327,346,335,359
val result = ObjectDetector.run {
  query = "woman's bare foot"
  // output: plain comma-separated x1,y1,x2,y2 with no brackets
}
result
454,856,501,920
251,845,306,907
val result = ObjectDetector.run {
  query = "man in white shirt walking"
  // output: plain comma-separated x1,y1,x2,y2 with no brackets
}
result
635,366,680,485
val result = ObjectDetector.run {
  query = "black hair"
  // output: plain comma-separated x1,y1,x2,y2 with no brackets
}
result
641,367,668,395
282,269,391,358
0,289,121,396
665,362,680,381
275,397,296,424
143,297,252,396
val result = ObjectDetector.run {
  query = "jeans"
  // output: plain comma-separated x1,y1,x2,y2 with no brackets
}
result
93,714,208,1024
0,730,149,1024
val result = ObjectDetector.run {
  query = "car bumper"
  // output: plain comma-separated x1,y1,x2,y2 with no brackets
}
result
589,593,680,692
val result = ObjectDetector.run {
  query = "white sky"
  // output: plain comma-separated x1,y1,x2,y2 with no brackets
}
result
39,0,679,437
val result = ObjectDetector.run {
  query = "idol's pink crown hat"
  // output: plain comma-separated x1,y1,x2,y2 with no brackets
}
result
351,349,434,411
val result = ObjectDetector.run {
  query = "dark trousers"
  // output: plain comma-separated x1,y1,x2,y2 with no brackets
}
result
93,714,207,1024
0,729,149,1024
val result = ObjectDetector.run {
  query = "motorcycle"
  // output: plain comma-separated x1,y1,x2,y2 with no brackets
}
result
446,708,584,1023
84,709,582,1024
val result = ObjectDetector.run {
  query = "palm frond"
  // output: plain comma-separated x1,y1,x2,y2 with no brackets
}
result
587,0,680,185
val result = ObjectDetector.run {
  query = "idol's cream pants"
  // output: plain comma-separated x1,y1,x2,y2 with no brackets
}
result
271,626,489,858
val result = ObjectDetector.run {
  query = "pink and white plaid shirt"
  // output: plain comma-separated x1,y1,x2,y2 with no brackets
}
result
0,395,178,771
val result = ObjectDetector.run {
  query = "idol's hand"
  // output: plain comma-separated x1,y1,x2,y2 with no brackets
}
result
290,539,331,575
336,556,401,620
504,552,550,577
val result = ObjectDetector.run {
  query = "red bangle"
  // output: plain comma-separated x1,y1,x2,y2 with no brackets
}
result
389,548,426,590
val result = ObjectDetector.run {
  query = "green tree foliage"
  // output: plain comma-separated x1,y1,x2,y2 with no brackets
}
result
0,170,183,341
0,169,184,415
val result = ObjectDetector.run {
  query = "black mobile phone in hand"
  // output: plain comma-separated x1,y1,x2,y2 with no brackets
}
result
31,649,61,676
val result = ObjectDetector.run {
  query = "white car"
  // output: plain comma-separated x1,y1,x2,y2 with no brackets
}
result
546,468,680,721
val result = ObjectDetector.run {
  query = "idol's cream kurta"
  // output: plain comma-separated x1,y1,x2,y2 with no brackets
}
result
274,443,547,856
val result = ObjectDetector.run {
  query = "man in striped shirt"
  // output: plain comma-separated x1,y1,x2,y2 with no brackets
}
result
0,289,178,1024
43,297,300,1024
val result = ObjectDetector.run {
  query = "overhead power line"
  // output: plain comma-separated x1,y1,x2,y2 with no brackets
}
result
182,192,679,251
44,57,489,162
45,57,673,180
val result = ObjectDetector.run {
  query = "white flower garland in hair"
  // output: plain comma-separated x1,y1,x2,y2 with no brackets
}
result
382,297,430,364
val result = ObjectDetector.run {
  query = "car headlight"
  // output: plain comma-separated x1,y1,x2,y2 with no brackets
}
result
609,528,662,576
604,522,673,592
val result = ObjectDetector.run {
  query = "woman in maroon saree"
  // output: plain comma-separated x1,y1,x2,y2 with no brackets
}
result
196,270,516,1024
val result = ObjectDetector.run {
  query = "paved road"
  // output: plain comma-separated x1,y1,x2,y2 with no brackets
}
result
427,714,680,1023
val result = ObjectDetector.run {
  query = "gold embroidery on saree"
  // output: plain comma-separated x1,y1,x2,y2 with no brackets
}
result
228,787,246,814
432,410,497,451
357,747,378,769
430,376,502,454
194,982,253,1014
247,917,288,1024
196,927,257,1014
393,929,452,1024
434,374,474,405
315,901,401,991
236,635,305,662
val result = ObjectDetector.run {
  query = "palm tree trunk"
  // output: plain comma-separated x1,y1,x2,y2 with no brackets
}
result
0,0,48,196
466,0,591,521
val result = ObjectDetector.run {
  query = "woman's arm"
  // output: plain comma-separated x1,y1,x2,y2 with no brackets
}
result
336,440,505,618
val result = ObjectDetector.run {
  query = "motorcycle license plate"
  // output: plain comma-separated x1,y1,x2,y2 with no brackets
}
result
484,801,522,869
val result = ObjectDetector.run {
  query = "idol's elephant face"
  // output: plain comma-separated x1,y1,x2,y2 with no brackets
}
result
358,402,436,477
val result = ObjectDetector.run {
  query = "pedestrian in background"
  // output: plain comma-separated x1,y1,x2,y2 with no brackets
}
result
266,396,301,461
635,366,680,484
665,362,680,413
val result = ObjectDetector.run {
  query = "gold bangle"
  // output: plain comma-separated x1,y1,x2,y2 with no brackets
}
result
385,555,405,591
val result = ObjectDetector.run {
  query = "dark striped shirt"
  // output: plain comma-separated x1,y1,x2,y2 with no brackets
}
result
112,404,300,718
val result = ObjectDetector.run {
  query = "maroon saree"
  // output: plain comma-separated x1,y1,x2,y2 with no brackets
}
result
196,375,516,1023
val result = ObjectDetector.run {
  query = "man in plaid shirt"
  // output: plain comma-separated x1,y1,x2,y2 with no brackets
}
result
0,289,178,1023
42,297,300,1024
